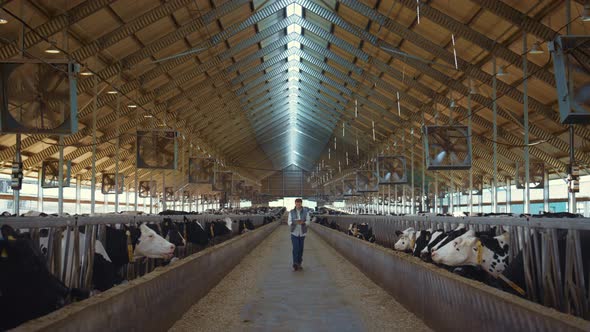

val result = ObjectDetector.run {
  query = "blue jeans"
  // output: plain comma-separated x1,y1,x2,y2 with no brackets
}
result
291,234,305,265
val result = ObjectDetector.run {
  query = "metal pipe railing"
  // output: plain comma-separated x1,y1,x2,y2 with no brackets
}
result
323,214,590,320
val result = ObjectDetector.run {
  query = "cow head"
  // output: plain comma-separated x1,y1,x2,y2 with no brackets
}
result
162,220,186,247
431,230,477,266
134,224,176,260
223,217,233,232
394,227,416,252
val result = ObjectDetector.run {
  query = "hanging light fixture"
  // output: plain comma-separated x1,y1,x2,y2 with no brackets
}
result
529,41,544,54
582,1,590,22
107,89,118,94
127,104,138,108
80,64,94,76
44,42,60,54
0,17,8,24
496,65,509,77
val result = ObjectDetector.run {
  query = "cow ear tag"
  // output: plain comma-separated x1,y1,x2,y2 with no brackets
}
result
126,230,134,263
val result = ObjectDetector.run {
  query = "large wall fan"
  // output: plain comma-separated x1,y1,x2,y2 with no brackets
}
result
515,161,544,189
188,158,214,184
0,60,78,134
136,130,178,169
164,187,176,201
343,176,360,196
41,160,71,188
138,181,156,197
377,155,408,184
213,171,232,193
548,36,590,123
423,125,472,170
356,170,379,192
101,173,124,194
233,180,245,195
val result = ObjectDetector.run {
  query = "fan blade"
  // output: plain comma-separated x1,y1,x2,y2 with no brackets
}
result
434,150,446,164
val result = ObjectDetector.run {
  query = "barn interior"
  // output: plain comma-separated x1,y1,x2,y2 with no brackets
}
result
1,0,590,331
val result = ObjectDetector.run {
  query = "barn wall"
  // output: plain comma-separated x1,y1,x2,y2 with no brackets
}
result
260,165,315,198
311,224,590,332
16,222,280,332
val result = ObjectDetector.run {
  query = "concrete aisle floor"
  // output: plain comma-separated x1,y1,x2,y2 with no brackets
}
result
169,224,431,332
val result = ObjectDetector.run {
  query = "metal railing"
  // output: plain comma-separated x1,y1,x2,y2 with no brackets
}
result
2,213,274,292
323,214,590,320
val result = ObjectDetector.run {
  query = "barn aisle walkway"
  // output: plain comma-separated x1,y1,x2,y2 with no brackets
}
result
169,224,430,332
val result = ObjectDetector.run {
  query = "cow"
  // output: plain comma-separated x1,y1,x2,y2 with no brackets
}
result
412,229,434,257
238,219,255,234
347,223,375,243
431,230,510,279
420,224,468,261
0,225,89,330
185,219,209,246
38,228,119,292
394,227,416,252
133,224,176,260
204,219,232,244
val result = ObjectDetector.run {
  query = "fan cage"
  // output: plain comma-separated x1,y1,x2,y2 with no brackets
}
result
423,125,472,170
0,60,79,134
377,155,408,185
356,170,379,192
515,162,545,189
136,130,178,169
41,160,72,188
101,173,124,195
138,181,157,198
188,157,215,184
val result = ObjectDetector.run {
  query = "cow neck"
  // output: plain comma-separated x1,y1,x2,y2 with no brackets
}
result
477,242,508,278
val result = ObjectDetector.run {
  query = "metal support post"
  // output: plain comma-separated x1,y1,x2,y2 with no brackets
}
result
58,136,64,216
76,175,81,215
37,169,43,212
506,178,512,213
523,33,531,215
90,77,97,214
492,57,498,213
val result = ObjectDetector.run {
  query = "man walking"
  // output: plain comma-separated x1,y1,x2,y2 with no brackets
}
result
287,198,311,271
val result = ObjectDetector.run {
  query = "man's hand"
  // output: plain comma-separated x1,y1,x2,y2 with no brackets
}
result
297,220,305,225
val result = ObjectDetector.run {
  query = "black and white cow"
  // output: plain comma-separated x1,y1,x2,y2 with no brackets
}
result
420,225,468,261
347,223,375,242
431,230,510,278
238,219,255,234
0,225,88,330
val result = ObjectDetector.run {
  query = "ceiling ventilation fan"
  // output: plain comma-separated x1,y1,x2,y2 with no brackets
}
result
343,176,360,196
136,130,178,169
377,155,408,184
0,60,78,134
548,36,590,123
188,157,215,184
138,181,156,198
233,180,245,195
213,171,232,193
423,125,472,170
356,170,379,192
101,173,124,194
164,187,176,201
515,162,544,189
41,159,71,188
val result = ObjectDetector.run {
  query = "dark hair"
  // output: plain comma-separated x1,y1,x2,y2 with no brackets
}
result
295,198,303,203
